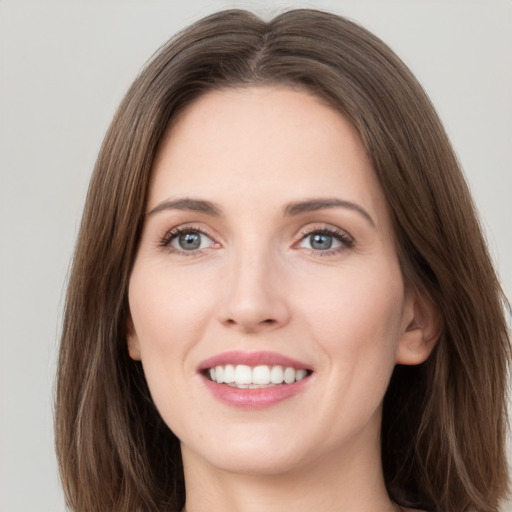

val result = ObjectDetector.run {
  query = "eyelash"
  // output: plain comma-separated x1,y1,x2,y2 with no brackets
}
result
297,226,354,256
159,225,354,256
160,225,214,255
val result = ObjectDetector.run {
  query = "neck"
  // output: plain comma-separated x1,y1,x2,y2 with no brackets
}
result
181,431,398,512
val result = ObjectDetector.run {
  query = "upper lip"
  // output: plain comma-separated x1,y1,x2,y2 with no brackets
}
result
198,350,311,371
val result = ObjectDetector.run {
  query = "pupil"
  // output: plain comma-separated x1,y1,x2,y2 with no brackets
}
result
311,233,332,250
179,232,201,250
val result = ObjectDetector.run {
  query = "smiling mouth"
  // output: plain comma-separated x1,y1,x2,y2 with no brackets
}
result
203,364,312,389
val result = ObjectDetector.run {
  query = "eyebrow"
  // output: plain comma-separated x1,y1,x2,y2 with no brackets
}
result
148,196,375,227
283,198,375,227
148,198,222,216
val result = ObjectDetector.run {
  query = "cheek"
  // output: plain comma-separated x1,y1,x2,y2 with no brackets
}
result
298,266,405,437
297,259,404,373
127,264,212,430
127,261,217,387
129,261,211,335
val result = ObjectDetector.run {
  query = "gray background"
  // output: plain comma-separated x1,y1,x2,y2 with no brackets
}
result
1,1,511,510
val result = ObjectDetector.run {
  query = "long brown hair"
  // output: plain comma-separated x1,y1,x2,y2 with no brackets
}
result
55,9,510,511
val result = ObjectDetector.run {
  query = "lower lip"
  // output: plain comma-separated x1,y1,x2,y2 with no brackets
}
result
201,375,310,409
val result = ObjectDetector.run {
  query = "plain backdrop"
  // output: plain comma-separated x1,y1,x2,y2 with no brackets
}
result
0,1,511,511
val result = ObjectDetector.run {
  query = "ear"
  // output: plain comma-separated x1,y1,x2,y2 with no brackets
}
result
396,292,443,365
126,315,142,361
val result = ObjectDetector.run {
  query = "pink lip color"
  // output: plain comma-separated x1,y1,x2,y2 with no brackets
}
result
198,350,310,371
201,376,310,409
198,351,312,409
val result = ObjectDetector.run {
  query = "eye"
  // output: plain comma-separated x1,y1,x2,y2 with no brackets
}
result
297,227,353,254
302,232,339,251
162,227,216,253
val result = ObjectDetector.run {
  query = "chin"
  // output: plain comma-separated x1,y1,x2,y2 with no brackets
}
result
182,431,312,476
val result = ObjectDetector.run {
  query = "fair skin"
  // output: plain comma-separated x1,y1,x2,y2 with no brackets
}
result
127,87,436,512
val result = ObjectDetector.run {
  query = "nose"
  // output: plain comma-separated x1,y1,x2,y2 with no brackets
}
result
217,246,291,333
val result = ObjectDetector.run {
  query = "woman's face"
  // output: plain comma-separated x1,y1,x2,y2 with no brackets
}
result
127,87,424,476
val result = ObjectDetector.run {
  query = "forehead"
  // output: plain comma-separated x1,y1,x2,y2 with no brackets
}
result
149,86,388,226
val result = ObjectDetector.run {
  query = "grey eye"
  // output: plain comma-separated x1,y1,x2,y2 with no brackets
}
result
309,233,333,250
298,231,344,252
171,231,212,251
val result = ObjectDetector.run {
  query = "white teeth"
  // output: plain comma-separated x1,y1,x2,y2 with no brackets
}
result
270,365,284,384
208,364,309,387
295,369,307,382
235,364,252,385
223,364,235,383
252,365,271,385
283,367,295,384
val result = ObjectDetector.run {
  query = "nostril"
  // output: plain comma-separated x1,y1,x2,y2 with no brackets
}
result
224,318,276,326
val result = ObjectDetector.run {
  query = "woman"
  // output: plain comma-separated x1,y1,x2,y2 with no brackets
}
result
55,9,510,512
